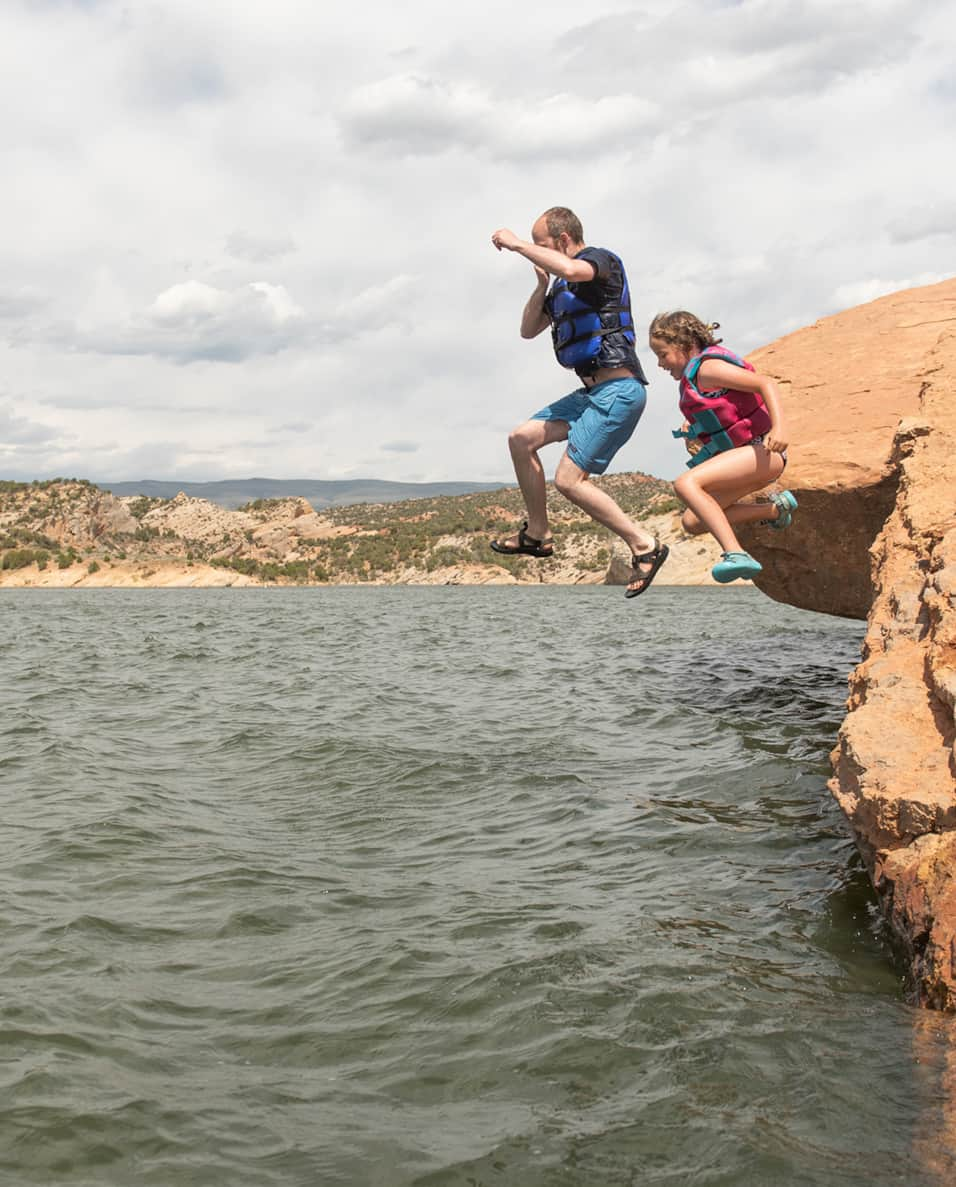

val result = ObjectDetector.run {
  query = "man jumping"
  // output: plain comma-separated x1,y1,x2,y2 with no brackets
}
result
489,206,668,597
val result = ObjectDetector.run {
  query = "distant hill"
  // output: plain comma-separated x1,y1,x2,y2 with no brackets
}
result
0,473,695,588
94,477,511,510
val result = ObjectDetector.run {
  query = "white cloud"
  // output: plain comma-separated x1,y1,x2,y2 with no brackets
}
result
226,230,297,263
60,280,309,364
338,74,657,160
339,74,486,155
829,272,954,311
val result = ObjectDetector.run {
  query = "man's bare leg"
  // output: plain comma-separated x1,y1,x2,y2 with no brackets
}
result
500,418,569,544
553,454,656,557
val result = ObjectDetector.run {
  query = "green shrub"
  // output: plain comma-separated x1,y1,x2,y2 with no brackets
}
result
651,496,682,515
211,556,259,577
280,560,311,583
1,549,37,571
426,546,463,572
128,497,153,520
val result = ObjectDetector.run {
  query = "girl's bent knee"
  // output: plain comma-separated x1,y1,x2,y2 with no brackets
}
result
681,510,704,535
673,473,696,501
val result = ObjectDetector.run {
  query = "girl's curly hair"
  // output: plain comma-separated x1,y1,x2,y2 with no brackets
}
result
649,311,722,354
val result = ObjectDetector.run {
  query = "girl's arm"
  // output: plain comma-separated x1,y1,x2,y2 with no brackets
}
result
695,359,789,453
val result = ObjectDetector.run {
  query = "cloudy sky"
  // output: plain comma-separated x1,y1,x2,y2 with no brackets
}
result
1,0,953,485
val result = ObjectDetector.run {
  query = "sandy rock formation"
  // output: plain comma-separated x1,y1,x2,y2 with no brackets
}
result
738,277,956,1007
0,559,259,588
44,489,138,549
141,491,256,547
412,563,521,586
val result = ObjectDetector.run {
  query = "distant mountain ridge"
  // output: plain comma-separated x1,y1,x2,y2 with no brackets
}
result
95,477,511,510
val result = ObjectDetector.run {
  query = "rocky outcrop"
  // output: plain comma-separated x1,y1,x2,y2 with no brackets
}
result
50,490,138,548
142,491,256,547
740,277,956,1007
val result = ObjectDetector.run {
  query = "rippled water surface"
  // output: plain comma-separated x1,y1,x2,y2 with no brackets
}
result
3,586,956,1186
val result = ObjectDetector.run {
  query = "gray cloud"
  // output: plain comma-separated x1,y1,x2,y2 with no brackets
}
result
226,230,297,264
266,421,313,436
337,73,657,160
86,439,239,483
0,288,48,319
381,440,419,454
0,403,65,447
887,204,956,245
123,8,229,109
34,391,227,414
556,0,919,107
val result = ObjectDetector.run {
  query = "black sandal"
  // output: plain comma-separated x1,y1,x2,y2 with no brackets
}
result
490,521,554,558
625,539,669,598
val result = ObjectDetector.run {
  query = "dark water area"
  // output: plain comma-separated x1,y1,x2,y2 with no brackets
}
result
2,586,956,1186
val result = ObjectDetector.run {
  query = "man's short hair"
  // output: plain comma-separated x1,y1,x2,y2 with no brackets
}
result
542,206,584,244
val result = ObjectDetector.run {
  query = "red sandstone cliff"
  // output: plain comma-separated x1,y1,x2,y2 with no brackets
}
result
739,277,956,1007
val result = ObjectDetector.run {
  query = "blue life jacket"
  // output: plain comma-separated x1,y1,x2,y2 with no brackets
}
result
547,252,635,372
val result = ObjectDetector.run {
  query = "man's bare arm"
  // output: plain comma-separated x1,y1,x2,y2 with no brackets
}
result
491,228,595,283
521,271,551,338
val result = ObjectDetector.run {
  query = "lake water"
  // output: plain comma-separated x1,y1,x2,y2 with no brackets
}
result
3,586,956,1186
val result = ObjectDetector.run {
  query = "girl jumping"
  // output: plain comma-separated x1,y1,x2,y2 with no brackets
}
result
648,312,796,583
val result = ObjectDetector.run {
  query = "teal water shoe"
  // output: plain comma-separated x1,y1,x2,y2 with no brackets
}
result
712,551,763,584
767,489,798,531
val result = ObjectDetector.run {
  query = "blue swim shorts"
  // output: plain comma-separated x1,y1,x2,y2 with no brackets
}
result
532,376,647,475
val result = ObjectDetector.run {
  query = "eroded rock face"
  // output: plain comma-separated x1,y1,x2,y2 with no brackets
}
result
740,277,956,1007
43,489,139,548
832,329,956,1007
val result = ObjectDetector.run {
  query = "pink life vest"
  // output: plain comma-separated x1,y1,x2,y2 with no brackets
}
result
678,345,772,455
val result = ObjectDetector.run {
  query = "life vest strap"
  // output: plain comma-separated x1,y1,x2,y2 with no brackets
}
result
560,324,635,349
677,408,726,440
684,431,736,468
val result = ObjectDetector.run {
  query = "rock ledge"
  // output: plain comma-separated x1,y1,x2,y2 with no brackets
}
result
740,278,956,1007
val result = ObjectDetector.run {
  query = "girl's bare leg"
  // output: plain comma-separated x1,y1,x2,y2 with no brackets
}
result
681,498,785,534
674,445,786,554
